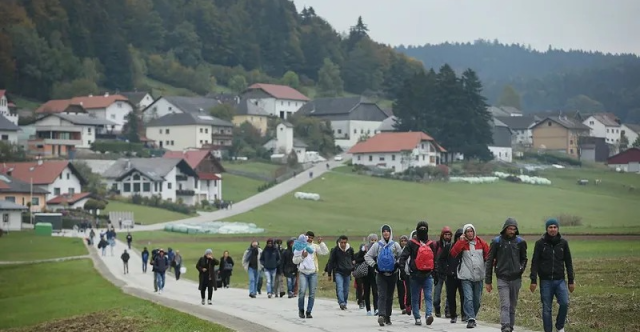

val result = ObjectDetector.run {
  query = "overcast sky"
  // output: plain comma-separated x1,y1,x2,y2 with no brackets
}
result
292,0,639,55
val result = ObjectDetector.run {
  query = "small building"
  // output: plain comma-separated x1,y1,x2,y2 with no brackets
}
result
145,112,233,152
0,160,86,202
0,112,20,145
583,113,622,146
494,115,539,146
0,89,19,126
489,118,513,162
241,83,309,120
163,150,225,202
233,97,271,135
141,96,221,122
120,91,155,111
579,136,611,163
263,122,307,163
607,148,640,173
36,94,134,132
621,123,640,149
46,192,94,211
377,116,397,133
0,199,28,232
531,116,590,158
0,174,49,212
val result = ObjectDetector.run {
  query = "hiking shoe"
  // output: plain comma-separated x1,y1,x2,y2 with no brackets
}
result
305,312,313,319
445,308,451,318
280,292,286,298
435,310,441,318
359,303,365,309
401,309,407,315
451,317,458,323
405,307,412,315
467,320,477,328
207,300,212,305
201,299,205,305
249,294,256,298
415,318,422,325
426,315,434,325
374,309,378,315
258,291,261,295
339,304,346,310
377,316,385,326
299,310,305,319
500,324,511,332
384,316,392,325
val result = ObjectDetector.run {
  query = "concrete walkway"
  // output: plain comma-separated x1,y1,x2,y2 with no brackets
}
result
92,237,534,332
0,255,90,265
130,157,350,232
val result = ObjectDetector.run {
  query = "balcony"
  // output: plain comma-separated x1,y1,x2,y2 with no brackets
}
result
176,189,195,196
175,175,188,181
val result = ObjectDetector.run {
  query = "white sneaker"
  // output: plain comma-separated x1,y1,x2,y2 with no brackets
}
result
158,290,163,294
557,329,565,332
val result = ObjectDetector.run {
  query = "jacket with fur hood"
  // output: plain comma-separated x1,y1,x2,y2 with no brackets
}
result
242,243,263,271
399,222,439,277
364,224,403,274
485,218,528,283
450,224,490,282
327,240,355,276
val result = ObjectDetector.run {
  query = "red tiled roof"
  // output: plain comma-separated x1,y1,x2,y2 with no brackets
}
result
0,90,6,98
0,161,72,185
197,172,221,180
163,150,210,169
36,94,129,113
247,83,310,101
47,192,92,204
348,132,446,154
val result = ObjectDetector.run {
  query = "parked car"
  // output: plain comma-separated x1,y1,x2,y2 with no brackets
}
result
334,155,343,161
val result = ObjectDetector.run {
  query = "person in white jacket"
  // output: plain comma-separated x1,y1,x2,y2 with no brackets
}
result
242,241,263,298
292,231,329,319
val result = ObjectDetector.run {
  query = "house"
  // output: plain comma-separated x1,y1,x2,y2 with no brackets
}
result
27,113,117,158
241,83,309,119
233,97,271,135
607,148,640,173
35,93,133,131
0,90,19,126
120,91,155,111
621,123,640,149
297,96,389,149
0,113,20,145
531,116,590,158
348,131,446,173
46,192,94,211
145,113,233,152
207,93,241,106
377,116,398,132
579,136,611,163
582,113,623,146
494,115,539,146
489,118,514,162
0,160,86,202
263,122,307,163
0,174,49,212
141,96,221,122
0,200,28,232
102,158,200,205
164,150,225,202
488,106,523,117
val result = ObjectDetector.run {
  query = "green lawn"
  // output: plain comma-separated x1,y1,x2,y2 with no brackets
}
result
0,259,231,332
0,232,87,261
142,76,198,97
103,201,193,225
223,173,265,203
223,161,280,179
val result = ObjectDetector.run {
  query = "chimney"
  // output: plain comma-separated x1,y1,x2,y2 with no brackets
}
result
125,159,131,170
104,92,110,97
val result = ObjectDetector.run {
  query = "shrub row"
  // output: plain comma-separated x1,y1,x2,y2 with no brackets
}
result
257,181,277,192
523,151,582,166
91,140,145,155
128,194,194,215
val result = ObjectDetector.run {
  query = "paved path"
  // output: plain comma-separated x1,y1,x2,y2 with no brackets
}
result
0,255,90,265
90,237,533,332
130,157,350,232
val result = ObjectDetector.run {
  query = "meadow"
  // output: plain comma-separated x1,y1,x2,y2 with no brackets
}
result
221,173,267,203
103,200,194,225
0,232,87,261
222,161,281,179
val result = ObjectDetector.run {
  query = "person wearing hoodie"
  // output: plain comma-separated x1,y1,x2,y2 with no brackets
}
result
153,248,170,293
327,235,355,310
292,231,329,319
358,234,379,315
274,238,286,298
197,249,220,305
242,241,263,298
441,228,466,324
281,238,298,298
141,247,149,273
365,224,403,327
485,218,528,332
324,238,340,282
450,224,490,329
259,238,281,298
529,218,575,332
397,235,410,315
399,221,439,326
434,226,453,318
121,249,130,274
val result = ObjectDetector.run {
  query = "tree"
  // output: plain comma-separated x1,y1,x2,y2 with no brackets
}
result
316,58,344,97
342,39,383,94
633,136,640,148
51,78,99,99
497,85,522,110
228,75,248,93
0,141,28,162
286,150,298,168
73,161,107,197
620,130,629,150
124,111,141,143
288,115,336,156
209,103,235,121
281,71,300,89
565,94,604,113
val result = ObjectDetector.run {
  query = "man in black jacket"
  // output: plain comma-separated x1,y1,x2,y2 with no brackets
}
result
529,218,575,332
485,218,528,332
281,238,298,298
327,235,354,310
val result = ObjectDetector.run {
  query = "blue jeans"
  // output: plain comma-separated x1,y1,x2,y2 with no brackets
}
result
156,271,166,290
264,268,277,294
410,275,434,319
461,280,483,321
433,276,449,313
540,280,569,332
287,275,296,295
142,260,147,272
334,273,351,305
298,272,318,313
248,267,259,295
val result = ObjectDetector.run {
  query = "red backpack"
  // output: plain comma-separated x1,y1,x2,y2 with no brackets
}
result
411,239,434,271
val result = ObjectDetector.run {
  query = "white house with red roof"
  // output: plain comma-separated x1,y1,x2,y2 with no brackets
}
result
582,113,623,145
163,149,225,202
36,93,133,131
0,160,87,203
241,83,309,120
0,89,19,126
348,132,446,173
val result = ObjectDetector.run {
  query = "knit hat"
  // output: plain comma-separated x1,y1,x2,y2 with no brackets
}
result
399,235,409,242
545,218,559,229
416,221,429,232
205,249,212,255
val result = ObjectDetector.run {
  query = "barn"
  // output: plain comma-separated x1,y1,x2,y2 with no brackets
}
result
607,148,640,173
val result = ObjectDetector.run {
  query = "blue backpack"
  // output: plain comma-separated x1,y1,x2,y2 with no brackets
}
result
377,240,396,272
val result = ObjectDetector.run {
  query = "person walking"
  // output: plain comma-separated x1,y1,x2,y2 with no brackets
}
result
397,235,410,315
174,250,183,280
292,231,329,319
327,235,354,310
197,249,220,305
358,234,379,316
433,227,453,318
106,227,116,256
242,241,263,298
274,238,286,298
365,224,403,326
167,248,175,273
353,242,366,310
399,221,438,326
89,228,95,245
97,236,108,257
220,250,234,288
259,238,281,298
485,218,528,332
121,249,130,274
141,247,149,273
282,238,298,298
450,224,490,329
153,248,170,293
529,218,575,332
441,228,466,324
126,232,132,250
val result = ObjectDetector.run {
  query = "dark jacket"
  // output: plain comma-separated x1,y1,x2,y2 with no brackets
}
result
327,243,355,277
399,238,438,278
434,232,453,276
354,243,375,278
126,234,132,243
281,240,298,277
121,252,130,262
260,246,281,270
141,249,149,262
153,254,169,272
97,238,108,249
197,255,220,289
220,256,234,273
530,233,575,284
485,236,528,283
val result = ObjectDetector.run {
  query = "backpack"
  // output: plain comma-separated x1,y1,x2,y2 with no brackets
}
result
493,236,522,244
411,239,435,271
376,240,396,272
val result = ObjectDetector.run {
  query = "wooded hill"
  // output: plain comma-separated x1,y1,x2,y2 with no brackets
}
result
397,40,640,122
0,0,423,103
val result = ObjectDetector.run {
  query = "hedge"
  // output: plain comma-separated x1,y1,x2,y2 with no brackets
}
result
91,140,145,155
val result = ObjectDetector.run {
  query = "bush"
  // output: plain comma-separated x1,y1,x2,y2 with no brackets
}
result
91,140,145,155
462,161,495,176
257,181,277,192
524,151,582,166
125,194,194,215
543,214,583,227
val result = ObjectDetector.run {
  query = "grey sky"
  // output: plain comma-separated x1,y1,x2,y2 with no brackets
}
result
293,0,639,55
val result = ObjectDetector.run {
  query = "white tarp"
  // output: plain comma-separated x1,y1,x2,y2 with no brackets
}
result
164,221,264,234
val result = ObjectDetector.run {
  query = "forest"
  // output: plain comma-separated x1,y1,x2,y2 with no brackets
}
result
398,40,640,122
0,0,423,103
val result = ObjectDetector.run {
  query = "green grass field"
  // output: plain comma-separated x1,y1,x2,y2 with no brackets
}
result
103,201,193,225
0,232,87,261
223,161,280,179
0,259,230,332
223,173,266,203
142,77,198,97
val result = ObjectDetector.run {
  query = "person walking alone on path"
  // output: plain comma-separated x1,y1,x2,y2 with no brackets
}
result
433,227,453,318
197,249,220,305
485,218,528,332
242,241,263,298
365,224,403,326
259,238,281,298
529,218,575,332
141,247,149,273
153,248,170,294
327,235,354,310
173,250,183,280
126,232,132,250
220,250,234,288
281,238,298,298
121,249,130,274
292,231,329,319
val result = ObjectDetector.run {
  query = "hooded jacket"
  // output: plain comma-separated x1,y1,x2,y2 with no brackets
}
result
450,224,489,282
242,243,263,271
485,218,528,283
399,222,438,277
328,240,355,276
260,239,281,270
364,224,403,274
281,238,298,277
292,234,329,275
529,233,574,284
434,227,453,275
141,248,149,262
439,228,464,277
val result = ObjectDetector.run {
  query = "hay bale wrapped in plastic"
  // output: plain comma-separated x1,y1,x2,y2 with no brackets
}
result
294,192,321,201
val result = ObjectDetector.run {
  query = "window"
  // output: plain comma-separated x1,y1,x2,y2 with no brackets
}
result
69,188,75,195
66,173,70,180
54,188,61,196
143,183,151,192
88,140,92,145
288,101,291,106
1,135,7,140
154,183,158,192
32,197,40,206
353,129,357,134
421,144,424,149
171,140,174,145
205,128,208,134
570,149,574,154
159,129,162,134
357,155,361,161
5,196,15,203
368,155,373,161
570,140,573,145
59,173,62,179
118,102,122,108
379,156,385,161
166,140,170,146
133,174,140,180
111,183,118,191
337,129,342,134
166,129,170,134
133,183,141,192
391,155,396,161
200,128,203,133
168,183,172,189
110,114,116,119
607,129,610,133
123,183,131,192
88,127,92,134
548,121,552,126
590,121,594,125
